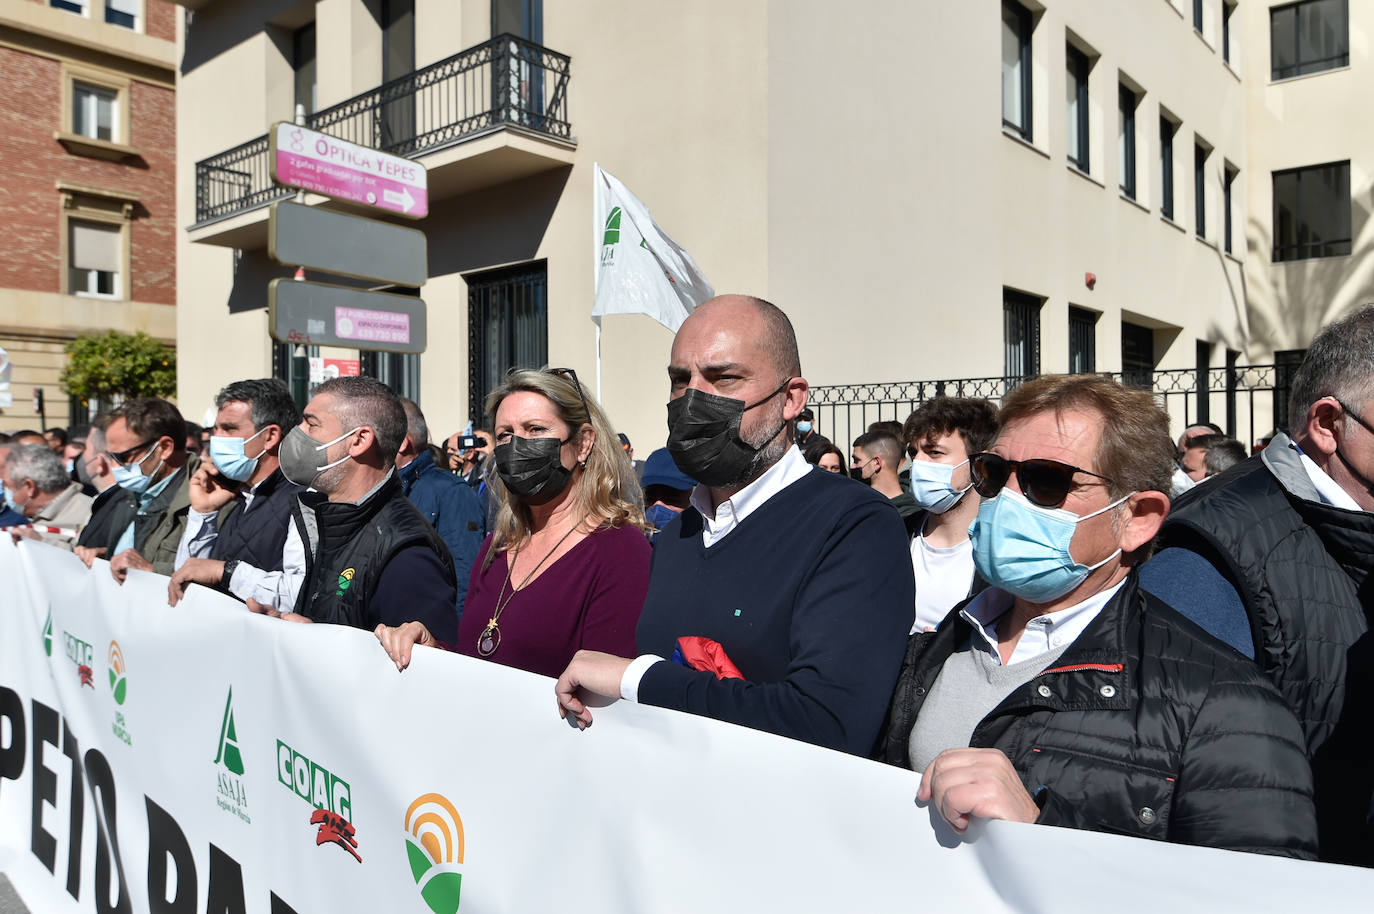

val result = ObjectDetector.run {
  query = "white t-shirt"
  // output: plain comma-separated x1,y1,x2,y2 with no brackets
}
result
910,529,975,634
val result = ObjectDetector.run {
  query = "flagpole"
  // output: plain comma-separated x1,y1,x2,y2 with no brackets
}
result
595,322,603,402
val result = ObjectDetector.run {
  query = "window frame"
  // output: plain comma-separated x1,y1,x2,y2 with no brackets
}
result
1118,83,1137,198
1068,306,1098,374
50,0,88,16
1222,1,1235,64
1001,0,1034,141
1270,0,1349,81
59,188,133,302
1066,43,1090,173
1003,288,1042,379
104,0,142,31
1271,160,1352,262
56,64,136,160
1223,164,1237,254
1194,140,1210,239
1160,115,1176,222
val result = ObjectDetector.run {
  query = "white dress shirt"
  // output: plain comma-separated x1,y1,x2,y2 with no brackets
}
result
959,579,1128,667
621,445,816,701
1290,440,1362,511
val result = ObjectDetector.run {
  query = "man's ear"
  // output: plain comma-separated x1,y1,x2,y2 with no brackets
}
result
348,427,375,457
781,377,810,422
1301,398,1343,458
1120,491,1169,556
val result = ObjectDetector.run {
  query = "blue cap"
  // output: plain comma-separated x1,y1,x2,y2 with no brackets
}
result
641,447,697,490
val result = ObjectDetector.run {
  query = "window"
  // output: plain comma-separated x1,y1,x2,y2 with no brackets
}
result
73,83,117,142
1272,161,1351,261
1271,0,1348,80
1003,289,1041,379
467,261,548,422
1194,0,1204,33
1195,141,1209,238
68,220,121,298
1069,307,1097,374
106,0,138,29
1274,349,1307,433
1121,322,1155,390
492,0,543,42
1195,341,1213,427
1002,1,1033,140
361,352,421,402
1223,164,1237,254
1066,44,1090,172
1160,116,1176,221
1118,84,1137,198
50,0,86,14
381,0,416,148
293,23,317,116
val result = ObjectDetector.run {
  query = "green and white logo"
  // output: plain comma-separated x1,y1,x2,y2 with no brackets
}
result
42,608,52,656
602,206,622,245
213,687,251,824
404,794,465,914
109,641,132,746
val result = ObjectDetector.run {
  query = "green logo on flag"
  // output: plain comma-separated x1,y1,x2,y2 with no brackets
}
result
405,794,465,914
214,687,245,776
602,206,622,245
108,641,127,705
42,608,52,656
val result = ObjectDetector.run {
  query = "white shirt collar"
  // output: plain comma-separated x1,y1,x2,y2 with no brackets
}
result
959,579,1128,667
689,445,813,547
1289,440,1363,511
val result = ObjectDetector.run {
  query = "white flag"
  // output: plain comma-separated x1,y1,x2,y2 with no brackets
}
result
592,163,713,333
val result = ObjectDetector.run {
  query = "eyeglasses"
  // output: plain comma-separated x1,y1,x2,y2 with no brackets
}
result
969,452,1114,509
106,439,156,468
545,367,591,421
1335,399,1374,436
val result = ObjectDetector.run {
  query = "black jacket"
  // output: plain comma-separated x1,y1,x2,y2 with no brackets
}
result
292,472,456,631
210,468,300,573
877,573,1318,859
1161,435,1374,862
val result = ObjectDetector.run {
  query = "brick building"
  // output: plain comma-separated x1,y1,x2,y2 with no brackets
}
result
0,0,177,432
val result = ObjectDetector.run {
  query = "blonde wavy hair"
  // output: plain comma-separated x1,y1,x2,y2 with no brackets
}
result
483,367,648,562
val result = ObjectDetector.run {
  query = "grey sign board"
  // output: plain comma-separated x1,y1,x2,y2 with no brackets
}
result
269,201,427,287
269,279,427,354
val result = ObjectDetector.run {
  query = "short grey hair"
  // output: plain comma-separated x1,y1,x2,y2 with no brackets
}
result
6,443,70,493
313,376,407,463
1288,305,1374,428
399,397,429,449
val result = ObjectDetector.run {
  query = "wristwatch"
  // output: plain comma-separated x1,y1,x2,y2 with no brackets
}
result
220,560,239,591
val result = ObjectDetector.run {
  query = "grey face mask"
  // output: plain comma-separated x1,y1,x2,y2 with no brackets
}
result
278,425,361,487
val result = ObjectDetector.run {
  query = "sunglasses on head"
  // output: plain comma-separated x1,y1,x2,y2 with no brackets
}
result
968,452,1114,509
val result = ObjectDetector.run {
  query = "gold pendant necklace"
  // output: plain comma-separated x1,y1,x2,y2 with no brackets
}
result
477,521,580,656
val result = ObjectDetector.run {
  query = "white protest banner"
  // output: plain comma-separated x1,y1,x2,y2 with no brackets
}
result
592,163,713,335
1,536,1371,914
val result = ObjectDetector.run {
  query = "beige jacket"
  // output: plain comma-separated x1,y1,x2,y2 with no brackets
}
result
32,482,93,550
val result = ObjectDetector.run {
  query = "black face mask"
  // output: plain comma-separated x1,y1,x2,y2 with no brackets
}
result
849,466,870,484
665,380,790,488
493,435,573,501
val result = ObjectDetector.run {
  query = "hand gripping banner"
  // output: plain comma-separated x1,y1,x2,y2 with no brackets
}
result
0,537,1371,913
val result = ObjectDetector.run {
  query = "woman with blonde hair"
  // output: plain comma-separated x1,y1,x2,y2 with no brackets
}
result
376,367,652,677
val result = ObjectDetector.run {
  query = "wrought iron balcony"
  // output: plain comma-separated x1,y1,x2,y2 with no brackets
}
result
194,34,571,226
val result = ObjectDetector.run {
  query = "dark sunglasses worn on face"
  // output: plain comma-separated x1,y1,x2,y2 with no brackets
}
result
969,452,1114,509
106,439,156,467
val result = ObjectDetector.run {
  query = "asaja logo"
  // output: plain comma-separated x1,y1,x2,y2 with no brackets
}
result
602,206,621,245
42,608,52,656
404,794,465,914
213,687,251,824
335,567,355,597
108,641,128,705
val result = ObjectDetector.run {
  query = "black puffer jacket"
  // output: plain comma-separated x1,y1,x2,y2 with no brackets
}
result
877,573,1318,859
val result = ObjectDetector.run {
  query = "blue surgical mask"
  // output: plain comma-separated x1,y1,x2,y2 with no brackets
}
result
645,502,680,533
796,421,813,435
1,483,16,511
208,426,270,483
968,487,1133,603
111,444,164,495
909,459,972,515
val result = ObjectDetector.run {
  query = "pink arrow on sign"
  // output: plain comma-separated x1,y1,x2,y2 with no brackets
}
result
270,123,428,219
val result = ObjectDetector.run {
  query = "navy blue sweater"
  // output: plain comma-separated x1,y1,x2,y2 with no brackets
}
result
635,468,914,755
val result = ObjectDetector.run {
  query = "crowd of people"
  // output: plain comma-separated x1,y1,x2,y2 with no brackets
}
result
2,295,1372,866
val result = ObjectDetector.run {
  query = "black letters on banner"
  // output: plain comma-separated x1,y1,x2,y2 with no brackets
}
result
30,699,58,875
84,749,131,914
61,720,85,900
207,843,247,914
269,892,301,914
145,797,196,914
0,687,24,793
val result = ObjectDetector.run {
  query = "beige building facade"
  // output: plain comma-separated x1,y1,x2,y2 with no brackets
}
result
170,0,1370,452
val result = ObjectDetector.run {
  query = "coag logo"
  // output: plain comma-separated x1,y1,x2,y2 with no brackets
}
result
277,740,359,862
108,641,127,705
42,608,53,656
62,630,95,688
335,567,355,597
404,794,465,914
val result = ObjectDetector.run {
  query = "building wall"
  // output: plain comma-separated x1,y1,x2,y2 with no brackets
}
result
0,0,178,432
1242,0,1374,357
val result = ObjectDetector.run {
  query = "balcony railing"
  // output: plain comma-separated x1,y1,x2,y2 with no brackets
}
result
194,34,571,225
